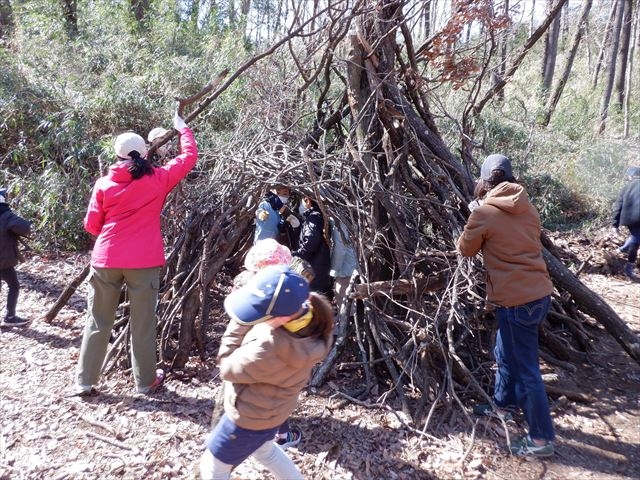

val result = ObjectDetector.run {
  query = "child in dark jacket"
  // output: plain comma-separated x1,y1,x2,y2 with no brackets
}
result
613,166,640,281
293,196,332,297
0,188,32,326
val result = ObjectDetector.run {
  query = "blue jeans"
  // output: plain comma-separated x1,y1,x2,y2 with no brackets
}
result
493,295,555,441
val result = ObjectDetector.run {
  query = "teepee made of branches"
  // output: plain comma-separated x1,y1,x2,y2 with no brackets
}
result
49,0,639,434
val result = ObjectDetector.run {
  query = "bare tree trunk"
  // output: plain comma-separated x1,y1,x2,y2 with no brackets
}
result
530,0,537,35
496,0,509,102
596,0,625,134
130,0,150,27
423,0,433,39
614,0,633,107
592,0,618,88
541,0,561,98
540,0,593,126
0,0,14,40
43,263,90,323
624,1,639,137
61,0,78,38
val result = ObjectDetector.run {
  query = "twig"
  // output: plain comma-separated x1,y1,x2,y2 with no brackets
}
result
80,415,118,436
86,431,136,451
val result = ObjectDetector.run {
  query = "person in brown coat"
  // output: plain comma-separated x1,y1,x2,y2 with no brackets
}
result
457,154,555,458
199,265,333,480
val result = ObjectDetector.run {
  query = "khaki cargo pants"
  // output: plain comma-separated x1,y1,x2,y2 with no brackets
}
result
77,266,160,390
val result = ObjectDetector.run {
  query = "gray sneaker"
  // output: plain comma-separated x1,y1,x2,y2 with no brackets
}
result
509,435,554,457
2,315,28,326
472,403,514,421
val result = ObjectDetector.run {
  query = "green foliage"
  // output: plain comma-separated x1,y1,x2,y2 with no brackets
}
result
522,173,592,230
1,0,253,249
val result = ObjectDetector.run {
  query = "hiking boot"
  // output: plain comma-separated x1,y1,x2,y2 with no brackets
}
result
2,315,28,327
623,263,640,282
137,369,166,394
472,403,514,421
509,435,554,457
275,427,302,450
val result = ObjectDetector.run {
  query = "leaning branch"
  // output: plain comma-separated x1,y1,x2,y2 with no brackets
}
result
472,0,570,117
543,248,640,365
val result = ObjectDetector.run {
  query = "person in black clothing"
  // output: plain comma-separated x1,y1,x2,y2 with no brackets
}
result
0,188,32,326
293,195,332,297
613,166,640,281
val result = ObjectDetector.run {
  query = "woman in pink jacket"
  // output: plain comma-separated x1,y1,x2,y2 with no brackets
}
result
73,110,197,396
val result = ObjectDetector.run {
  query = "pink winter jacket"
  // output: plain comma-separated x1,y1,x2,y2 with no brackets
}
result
84,127,198,268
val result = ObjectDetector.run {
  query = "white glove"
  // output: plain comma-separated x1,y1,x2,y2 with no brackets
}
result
173,110,188,131
286,214,300,228
468,200,482,212
257,209,269,221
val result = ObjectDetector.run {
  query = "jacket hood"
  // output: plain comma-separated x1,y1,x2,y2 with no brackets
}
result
108,161,134,183
483,182,529,214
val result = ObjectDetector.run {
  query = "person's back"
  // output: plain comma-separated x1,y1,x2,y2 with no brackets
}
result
457,154,555,458
218,294,332,430
0,193,31,270
73,109,197,397
85,128,197,269
458,181,553,306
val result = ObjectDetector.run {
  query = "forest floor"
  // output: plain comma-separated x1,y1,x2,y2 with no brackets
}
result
0,228,638,480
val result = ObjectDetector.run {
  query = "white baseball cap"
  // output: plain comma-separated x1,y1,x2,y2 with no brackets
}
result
147,127,169,143
114,132,147,160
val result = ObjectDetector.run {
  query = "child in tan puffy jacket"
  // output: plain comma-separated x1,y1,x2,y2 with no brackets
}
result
200,265,333,480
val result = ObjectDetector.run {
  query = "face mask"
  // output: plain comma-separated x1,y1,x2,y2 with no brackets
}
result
298,204,308,216
278,195,289,205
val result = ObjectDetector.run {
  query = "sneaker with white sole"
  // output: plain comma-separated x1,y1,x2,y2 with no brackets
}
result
509,434,554,457
275,427,302,450
2,315,28,327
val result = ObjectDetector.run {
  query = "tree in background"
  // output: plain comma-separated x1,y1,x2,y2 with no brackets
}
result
541,0,561,98
596,0,625,134
613,0,633,108
0,0,14,40
61,0,78,38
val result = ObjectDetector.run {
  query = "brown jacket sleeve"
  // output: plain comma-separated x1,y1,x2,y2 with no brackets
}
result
216,320,252,365
457,210,486,257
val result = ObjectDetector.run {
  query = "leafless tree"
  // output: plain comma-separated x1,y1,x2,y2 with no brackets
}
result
541,0,562,97
540,0,593,127
596,0,625,134
0,0,14,41
61,0,78,38
614,0,633,107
